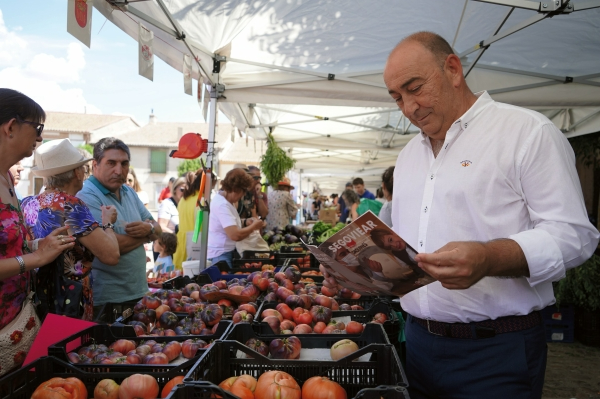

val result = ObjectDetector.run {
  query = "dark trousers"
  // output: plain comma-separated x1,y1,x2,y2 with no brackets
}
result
405,314,547,399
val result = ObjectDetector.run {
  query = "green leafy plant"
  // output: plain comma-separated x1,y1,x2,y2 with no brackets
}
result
260,133,295,186
554,255,600,311
177,159,202,177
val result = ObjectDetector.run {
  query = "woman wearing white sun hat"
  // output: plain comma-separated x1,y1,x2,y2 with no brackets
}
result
22,138,120,321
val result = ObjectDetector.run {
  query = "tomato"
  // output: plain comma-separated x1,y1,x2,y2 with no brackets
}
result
292,308,312,325
161,376,185,398
219,375,257,399
109,339,136,355
94,379,120,399
181,338,207,359
255,371,301,399
301,376,347,399
313,321,327,333
32,377,87,399
310,305,333,324
144,352,169,364
199,303,223,326
269,336,301,359
162,341,182,362
280,319,296,331
118,374,159,399
261,308,283,322
262,315,281,334
372,313,388,324
345,321,364,334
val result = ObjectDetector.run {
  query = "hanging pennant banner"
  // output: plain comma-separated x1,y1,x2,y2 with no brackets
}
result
183,54,193,96
138,23,154,81
202,84,210,122
67,0,92,48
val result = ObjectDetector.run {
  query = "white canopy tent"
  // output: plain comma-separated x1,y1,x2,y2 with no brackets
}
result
95,0,600,191
94,0,600,264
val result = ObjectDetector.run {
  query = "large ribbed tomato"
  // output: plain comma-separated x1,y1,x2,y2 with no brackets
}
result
255,371,301,399
94,379,120,399
218,374,257,399
31,377,87,399
301,376,347,399
118,374,159,399
161,376,185,398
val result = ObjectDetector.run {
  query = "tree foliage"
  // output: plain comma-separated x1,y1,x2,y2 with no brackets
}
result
555,255,600,311
177,159,202,177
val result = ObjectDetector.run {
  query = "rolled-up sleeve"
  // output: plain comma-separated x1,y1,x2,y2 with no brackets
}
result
511,123,599,286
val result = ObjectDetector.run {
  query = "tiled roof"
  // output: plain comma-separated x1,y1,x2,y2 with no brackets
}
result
45,112,138,133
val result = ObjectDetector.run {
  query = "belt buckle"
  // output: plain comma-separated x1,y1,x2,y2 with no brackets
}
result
426,319,443,336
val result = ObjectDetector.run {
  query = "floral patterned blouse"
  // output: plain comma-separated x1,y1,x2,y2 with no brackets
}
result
22,191,99,321
265,190,299,231
0,203,30,331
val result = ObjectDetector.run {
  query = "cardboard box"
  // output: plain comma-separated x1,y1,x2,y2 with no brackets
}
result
318,209,339,225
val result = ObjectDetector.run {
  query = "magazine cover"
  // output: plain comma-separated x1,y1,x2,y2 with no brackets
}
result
305,211,435,296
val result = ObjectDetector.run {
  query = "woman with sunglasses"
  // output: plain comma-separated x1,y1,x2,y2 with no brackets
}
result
0,88,76,374
126,168,149,208
157,176,186,233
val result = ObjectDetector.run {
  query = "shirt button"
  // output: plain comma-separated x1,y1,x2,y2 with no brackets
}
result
424,206,428,213
430,174,434,180
420,241,423,247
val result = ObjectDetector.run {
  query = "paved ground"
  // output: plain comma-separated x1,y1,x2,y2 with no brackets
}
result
543,341,600,399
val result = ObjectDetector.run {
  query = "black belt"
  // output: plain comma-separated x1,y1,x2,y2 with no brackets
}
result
411,311,542,339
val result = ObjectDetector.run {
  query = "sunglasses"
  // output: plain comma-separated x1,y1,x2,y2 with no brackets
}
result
15,116,44,137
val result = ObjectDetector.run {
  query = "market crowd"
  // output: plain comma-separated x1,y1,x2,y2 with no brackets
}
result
0,29,598,399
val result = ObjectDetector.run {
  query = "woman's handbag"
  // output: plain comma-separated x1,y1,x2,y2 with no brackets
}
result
0,277,41,376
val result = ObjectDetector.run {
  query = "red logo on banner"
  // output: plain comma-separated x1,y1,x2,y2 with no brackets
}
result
75,0,87,28
141,44,152,61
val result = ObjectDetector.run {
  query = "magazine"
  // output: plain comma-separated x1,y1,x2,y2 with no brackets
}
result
305,211,435,296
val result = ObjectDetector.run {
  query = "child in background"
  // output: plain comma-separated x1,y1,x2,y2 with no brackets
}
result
153,232,178,273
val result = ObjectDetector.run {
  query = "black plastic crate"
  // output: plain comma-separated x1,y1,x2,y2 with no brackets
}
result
255,300,400,344
541,304,575,343
0,356,191,399
227,320,390,346
279,245,308,253
541,304,574,324
47,323,227,372
240,250,274,259
167,382,410,399
111,315,232,339
93,300,139,324
185,339,407,397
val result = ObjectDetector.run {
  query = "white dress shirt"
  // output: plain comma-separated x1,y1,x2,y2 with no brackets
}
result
393,91,599,323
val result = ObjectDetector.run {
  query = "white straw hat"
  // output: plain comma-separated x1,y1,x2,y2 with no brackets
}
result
31,139,92,177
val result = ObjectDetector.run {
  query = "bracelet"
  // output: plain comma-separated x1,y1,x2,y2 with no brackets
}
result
30,239,40,252
101,222,115,230
16,256,25,275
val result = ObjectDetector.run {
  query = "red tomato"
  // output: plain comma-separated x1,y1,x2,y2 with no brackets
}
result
161,376,185,398
292,307,312,325
118,374,159,399
301,376,347,399
255,371,301,399
345,321,364,334
32,377,87,399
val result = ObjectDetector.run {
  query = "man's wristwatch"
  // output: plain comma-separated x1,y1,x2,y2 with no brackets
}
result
102,222,115,230
148,222,155,235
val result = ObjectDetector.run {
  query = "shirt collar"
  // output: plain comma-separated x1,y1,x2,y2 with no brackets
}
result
88,175,128,197
419,90,493,142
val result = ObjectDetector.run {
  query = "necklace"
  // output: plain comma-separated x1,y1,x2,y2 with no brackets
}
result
0,172,14,197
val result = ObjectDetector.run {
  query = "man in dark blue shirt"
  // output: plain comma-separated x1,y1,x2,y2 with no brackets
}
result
353,177,375,200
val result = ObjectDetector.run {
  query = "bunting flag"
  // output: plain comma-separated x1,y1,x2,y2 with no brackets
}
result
202,84,210,122
138,23,154,81
183,54,193,96
67,0,92,48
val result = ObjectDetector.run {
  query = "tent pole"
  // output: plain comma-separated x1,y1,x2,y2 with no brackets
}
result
199,87,218,270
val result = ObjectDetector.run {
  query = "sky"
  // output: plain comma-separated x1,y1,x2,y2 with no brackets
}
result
0,1,211,125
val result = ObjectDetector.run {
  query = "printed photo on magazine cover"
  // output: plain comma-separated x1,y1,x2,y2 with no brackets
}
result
305,211,435,296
